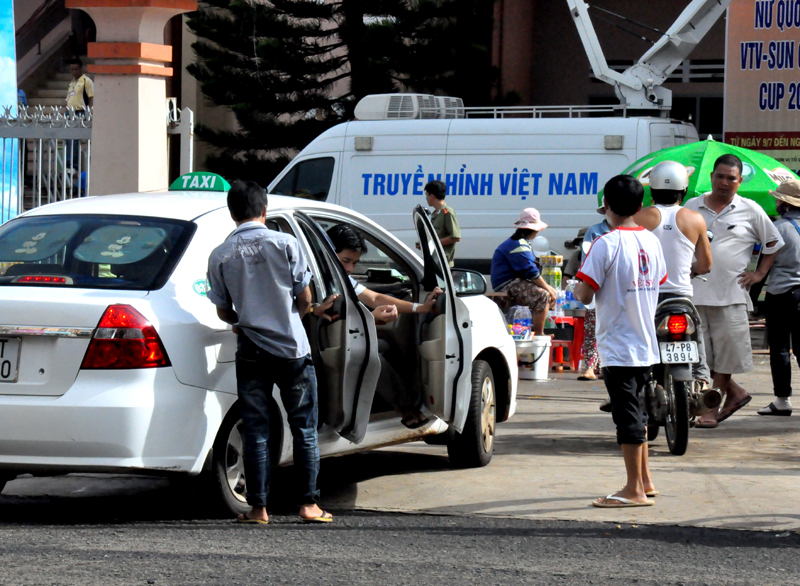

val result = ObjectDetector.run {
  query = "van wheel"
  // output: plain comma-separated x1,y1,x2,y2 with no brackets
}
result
447,360,495,468
206,402,283,517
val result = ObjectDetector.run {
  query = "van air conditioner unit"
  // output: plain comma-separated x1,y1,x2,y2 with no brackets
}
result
354,94,465,120
436,96,465,119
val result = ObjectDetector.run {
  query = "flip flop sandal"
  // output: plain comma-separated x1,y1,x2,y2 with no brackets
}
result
236,514,269,525
757,403,792,416
694,420,719,429
645,490,660,497
578,375,598,381
716,395,752,423
401,412,430,430
301,511,333,523
592,495,655,508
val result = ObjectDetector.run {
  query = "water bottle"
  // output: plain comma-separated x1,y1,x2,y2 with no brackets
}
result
553,290,565,318
565,279,576,310
522,306,532,337
511,306,530,339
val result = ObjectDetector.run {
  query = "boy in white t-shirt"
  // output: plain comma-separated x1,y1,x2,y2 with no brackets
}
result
575,175,667,508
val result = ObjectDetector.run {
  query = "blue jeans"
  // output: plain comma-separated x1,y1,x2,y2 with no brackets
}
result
65,110,86,171
235,334,320,507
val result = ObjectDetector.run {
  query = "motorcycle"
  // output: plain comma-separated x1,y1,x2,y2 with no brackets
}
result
645,296,723,455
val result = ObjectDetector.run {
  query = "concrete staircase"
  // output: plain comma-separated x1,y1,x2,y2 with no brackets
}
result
26,72,73,108
25,61,96,110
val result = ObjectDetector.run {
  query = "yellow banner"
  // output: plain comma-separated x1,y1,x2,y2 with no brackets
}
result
725,0,800,174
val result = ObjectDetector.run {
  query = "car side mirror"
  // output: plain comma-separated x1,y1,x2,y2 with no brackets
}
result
450,268,487,296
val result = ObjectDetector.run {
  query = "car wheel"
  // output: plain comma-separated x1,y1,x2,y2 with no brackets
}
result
203,401,285,517
447,359,495,468
208,406,250,517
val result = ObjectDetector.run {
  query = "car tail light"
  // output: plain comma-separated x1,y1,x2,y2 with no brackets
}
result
81,305,171,369
16,276,68,284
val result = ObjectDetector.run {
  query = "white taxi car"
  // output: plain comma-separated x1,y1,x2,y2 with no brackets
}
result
0,173,517,515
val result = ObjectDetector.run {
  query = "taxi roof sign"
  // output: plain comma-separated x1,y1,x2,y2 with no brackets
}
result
169,172,230,192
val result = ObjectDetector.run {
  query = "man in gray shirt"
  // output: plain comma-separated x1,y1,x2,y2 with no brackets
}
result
687,155,784,428
207,180,331,524
758,179,800,417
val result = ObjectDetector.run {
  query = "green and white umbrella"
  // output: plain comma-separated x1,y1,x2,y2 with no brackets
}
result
599,139,799,216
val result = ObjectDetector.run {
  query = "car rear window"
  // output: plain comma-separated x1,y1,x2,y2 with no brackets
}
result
0,215,196,290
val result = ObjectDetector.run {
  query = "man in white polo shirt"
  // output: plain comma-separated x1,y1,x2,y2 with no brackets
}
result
575,175,667,508
686,154,784,428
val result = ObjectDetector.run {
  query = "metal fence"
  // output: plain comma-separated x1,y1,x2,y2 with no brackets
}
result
0,105,91,218
0,102,194,219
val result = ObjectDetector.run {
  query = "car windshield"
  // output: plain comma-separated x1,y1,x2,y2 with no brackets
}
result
0,214,195,290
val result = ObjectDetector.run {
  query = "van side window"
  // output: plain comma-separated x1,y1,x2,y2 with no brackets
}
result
271,157,335,202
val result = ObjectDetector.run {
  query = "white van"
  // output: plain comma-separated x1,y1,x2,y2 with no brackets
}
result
268,95,699,272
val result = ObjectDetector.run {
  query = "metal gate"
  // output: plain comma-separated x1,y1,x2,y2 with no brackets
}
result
0,105,91,218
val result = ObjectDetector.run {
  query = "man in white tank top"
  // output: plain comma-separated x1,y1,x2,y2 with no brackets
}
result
633,161,713,385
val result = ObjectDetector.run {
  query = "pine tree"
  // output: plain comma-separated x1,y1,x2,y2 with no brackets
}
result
187,0,498,186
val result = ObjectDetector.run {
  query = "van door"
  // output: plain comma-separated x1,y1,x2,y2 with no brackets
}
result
294,212,381,444
413,205,473,432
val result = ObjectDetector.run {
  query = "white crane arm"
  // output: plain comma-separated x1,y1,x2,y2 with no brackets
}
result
566,0,732,110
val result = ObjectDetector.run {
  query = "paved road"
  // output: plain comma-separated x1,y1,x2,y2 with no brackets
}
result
1,356,799,583
318,354,800,531
1,508,799,585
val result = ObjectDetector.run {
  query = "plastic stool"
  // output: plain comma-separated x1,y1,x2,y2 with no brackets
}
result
550,340,572,371
551,315,585,371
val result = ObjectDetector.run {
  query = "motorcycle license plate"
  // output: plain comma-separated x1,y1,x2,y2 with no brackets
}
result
659,341,698,364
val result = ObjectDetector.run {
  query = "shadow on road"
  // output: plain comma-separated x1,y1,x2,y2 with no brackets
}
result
0,449,453,525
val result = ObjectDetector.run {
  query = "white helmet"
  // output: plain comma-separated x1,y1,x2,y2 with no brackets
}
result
649,161,689,191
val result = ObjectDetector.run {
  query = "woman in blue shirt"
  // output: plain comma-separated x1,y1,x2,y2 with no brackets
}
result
491,208,558,335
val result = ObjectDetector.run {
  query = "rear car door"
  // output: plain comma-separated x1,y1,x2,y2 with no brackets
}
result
294,212,380,444
413,205,472,432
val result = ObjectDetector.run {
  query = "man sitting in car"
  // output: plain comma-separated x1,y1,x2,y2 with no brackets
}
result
313,224,441,429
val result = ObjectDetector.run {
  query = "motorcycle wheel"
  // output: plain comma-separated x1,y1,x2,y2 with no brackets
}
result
664,374,690,456
645,380,660,441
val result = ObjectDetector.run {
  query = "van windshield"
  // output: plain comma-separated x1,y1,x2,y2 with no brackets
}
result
271,157,335,202
0,215,195,290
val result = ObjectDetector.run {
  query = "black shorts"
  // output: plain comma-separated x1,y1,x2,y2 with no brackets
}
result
602,365,651,445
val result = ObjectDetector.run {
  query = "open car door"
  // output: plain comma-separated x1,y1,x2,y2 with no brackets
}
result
413,205,473,433
294,212,380,444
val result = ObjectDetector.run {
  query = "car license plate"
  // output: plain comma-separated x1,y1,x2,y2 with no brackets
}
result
659,341,698,364
0,338,21,383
